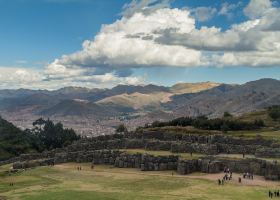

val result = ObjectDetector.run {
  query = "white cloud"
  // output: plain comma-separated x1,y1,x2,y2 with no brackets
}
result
41,0,280,88
244,0,272,19
49,6,203,76
121,0,171,17
218,2,242,19
0,66,144,90
1,0,280,90
190,7,217,22
0,67,43,89
155,0,280,67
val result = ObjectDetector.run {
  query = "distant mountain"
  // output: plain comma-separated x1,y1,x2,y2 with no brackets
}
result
167,79,280,117
97,92,172,110
40,99,110,117
1,79,280,119
40,99,134,117
170,82,220,94
0,93,61,113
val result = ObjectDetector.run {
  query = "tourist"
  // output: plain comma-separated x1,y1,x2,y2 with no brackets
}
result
238,177,241,183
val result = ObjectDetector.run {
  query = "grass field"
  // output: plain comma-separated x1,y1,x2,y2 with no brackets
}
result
122,149,204,160
0,163,278,200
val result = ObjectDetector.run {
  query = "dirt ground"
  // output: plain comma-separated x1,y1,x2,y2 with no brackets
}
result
187,172,279,187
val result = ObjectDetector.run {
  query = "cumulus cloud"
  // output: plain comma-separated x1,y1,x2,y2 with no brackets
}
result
1,0,280,89
156,0,280,67
49,5,202,74
121,0,171,17
218,2,242,19
0,67,43,89
244,0,272,19
41,0,280,89
190,7,217,22
0,66,144,90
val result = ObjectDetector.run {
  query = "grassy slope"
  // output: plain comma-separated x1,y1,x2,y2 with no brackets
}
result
0,117,37,161
227,110,280,141
0,163,273,200
143,109,280,141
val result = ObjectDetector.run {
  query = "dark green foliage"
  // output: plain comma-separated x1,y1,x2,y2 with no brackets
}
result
0,117,40,161
31,119,80,150
148,115,265,131
0,117,80,160
268,105,280,121
223,112,232,118
116,124,128,133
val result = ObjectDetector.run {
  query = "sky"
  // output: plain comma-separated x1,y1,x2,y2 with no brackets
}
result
0,0,279,89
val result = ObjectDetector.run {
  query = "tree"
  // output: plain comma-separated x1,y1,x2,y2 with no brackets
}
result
223,111,232,118
221,123,229,133
268,106,280,121
116,124,128,133
31,119,80,150
32,118,46,131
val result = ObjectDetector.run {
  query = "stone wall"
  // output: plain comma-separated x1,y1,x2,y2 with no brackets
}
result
12,150,178,172
255,148,280,158
11,149,280,181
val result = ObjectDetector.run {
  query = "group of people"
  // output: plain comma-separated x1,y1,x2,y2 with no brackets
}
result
76,164,95,171
218,167,233,185
9,182,14,186
268,190,280,198
243,172,254,180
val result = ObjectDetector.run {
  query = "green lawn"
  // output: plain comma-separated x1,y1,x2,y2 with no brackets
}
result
227,130,280,142
121,149,204,160
0,163,276,200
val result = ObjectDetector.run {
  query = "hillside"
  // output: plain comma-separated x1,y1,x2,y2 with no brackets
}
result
0,117,38,160
1,79,280,134
97,92,172,110
167,79,280,117
170,82,221,94
40,99,135,117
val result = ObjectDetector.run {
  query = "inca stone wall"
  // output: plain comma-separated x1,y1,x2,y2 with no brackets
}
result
4,131,280,181
11,149,280,181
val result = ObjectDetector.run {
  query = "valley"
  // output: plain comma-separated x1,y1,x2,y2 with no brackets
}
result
1,79,280,136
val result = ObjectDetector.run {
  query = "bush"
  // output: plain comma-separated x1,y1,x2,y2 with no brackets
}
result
116,124,128,133
148,115,264,131
268,106,280,121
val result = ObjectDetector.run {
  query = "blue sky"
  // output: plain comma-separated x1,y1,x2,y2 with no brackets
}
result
0,0,279,89
0,0,127,67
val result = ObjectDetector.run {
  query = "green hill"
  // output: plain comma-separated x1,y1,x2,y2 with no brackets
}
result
0,117,38,161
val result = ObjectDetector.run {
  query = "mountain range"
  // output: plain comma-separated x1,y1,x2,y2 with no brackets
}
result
0,79,280,133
